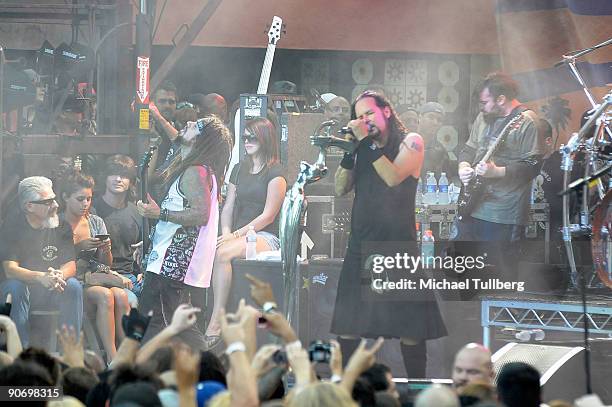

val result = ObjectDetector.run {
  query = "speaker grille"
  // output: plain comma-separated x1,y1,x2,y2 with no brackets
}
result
492,343,584,384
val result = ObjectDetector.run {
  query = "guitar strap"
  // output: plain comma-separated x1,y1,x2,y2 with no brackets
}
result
479,105,528,163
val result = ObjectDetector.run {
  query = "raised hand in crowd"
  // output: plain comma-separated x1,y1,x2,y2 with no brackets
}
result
329,338,343,379
136,304,201,364
251,344,282,378
245,273,275,306
111,308,153,369
122,308,152,342
232,299,259,361
58,324,85,368
341,337,384,392
219,306,259,407
286,340,313,390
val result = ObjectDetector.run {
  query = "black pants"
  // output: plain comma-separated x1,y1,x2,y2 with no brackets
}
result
139,271,206,350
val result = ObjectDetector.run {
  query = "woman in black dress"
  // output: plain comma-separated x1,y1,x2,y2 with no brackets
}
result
332,91,447,377
204,117,287,349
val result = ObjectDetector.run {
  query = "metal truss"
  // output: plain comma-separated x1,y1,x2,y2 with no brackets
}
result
481,298,612,347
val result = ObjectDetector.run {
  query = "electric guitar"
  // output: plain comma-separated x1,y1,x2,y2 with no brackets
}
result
456,113,526,219
139,146,157,260
227,16,284,182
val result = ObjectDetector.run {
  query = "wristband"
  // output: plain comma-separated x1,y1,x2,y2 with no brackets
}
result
225,341,247,355
160,208,169,222
360,136,383,161
286,339,302,349
263,301,278,314
339,152,355,170
330,374,342,383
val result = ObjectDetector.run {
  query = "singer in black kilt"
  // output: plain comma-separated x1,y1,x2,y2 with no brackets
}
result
331,91,447,377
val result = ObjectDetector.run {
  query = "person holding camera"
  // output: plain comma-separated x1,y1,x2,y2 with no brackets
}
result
57,168,131,361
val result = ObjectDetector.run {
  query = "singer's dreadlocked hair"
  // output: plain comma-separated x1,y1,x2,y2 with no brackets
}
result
352,90,408,160
157,116,232,198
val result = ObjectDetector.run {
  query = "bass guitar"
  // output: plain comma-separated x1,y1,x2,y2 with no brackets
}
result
456,113,526,219
139,146,157,262
227,16,284,181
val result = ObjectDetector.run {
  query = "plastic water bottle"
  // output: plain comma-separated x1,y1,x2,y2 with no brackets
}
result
425,172,437,205
438,172,450,204
421,229,435,267
245,226,257,260
416,178,423,206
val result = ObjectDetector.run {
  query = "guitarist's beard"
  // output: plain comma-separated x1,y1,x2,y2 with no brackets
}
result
482,105,505,124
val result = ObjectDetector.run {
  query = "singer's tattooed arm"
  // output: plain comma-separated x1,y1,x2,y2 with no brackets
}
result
372,133,424,187
167,166,211,226
335,166,355,196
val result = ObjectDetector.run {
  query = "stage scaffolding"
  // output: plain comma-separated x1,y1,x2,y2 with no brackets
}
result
481,296,612,348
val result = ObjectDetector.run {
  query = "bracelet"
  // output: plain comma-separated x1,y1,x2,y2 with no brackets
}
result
225,341,247,355
263,301,278,314
330,374,342,383
286,339,302,349
160,208,169,222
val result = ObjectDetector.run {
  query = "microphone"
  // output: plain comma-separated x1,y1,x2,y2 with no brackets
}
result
338,126,354,136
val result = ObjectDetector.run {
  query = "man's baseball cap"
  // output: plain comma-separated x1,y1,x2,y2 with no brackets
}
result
419,102,445,116
320,93,338,104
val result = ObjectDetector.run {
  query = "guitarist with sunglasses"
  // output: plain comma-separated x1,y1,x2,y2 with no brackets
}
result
456,72,544,245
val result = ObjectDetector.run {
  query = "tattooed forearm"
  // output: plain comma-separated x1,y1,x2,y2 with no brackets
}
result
170,166,211,227
334,166,354,196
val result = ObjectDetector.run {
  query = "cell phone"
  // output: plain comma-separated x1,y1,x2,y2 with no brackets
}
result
272,350,288,365
95,234,110,241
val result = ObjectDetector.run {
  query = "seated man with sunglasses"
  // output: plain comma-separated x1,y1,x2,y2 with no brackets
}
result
0,176,82,346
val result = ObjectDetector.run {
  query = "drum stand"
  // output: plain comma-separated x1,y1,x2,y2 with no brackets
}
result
558,38,612,393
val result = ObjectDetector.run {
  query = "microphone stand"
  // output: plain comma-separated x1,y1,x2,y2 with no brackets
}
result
558,92,611,396
278,121,355,327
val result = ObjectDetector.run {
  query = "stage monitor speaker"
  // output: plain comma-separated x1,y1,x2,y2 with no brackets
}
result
492,342,585,403
301,259,343,345
303,259,407,377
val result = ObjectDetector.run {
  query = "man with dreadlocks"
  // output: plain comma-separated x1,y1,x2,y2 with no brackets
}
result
136,116,232,349
332,91,447,377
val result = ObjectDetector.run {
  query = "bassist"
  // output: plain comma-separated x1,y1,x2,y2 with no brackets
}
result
456,72,543,242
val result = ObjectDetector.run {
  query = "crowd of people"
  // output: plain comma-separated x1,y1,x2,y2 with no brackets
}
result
0,73,605,406
0,275,600,407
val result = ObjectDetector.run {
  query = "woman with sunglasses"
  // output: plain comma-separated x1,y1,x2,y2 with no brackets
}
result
57,169,131,362
204,117,287,349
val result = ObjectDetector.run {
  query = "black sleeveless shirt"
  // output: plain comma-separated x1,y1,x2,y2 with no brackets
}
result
350,133,418,249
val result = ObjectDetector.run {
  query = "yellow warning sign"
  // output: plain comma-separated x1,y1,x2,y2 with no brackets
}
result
139,108,150,130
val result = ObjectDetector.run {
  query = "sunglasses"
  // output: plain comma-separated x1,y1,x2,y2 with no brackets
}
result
30,196,57,206
243,134,258,143
176,101,195,110
156,98,176,105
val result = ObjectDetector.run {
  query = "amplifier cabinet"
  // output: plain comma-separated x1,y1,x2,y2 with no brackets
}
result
303,195,352,260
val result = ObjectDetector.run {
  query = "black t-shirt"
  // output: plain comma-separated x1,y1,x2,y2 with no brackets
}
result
92,197,142,275
230,162,286,235
0,213,75,282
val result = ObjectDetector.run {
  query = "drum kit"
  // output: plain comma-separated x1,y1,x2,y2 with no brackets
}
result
556,37,612,289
